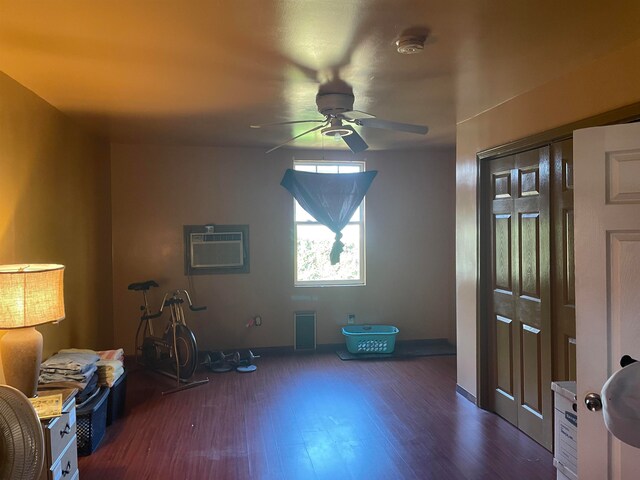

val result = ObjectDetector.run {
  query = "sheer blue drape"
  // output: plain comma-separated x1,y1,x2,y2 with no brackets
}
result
281,169,377,264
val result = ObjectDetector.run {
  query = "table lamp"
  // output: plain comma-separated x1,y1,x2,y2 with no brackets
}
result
0,264,65,397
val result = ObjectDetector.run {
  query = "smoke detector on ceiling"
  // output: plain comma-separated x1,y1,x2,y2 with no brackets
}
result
396,34,427,54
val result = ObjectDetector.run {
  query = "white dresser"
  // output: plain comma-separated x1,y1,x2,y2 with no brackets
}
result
39,390,79,480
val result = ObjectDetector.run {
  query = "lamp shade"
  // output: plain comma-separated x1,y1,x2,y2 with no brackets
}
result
0,264,65,328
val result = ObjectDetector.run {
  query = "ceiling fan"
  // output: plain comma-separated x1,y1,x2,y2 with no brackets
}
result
251,85,429,154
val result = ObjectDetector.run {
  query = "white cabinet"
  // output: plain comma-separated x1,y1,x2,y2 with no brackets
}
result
39,392,78,480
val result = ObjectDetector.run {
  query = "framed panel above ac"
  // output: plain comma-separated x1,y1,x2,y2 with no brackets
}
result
183,224,250,275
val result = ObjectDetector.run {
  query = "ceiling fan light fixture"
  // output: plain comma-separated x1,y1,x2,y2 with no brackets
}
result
321,119,353,138
321,125,353,138
396,35,425,54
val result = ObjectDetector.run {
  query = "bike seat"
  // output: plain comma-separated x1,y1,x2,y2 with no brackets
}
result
128,280,159,291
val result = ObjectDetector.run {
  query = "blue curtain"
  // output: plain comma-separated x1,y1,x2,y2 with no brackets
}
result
281,169,378,264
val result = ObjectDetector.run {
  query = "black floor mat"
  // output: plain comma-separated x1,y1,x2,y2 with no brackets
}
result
336,340,456,360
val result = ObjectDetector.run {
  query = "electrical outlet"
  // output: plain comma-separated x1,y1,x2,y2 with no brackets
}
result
254,315,262,326
347,314,355,325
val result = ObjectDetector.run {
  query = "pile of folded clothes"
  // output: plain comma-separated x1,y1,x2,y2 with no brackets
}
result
39,351,100,404
95,348,125,387
39,347,126,403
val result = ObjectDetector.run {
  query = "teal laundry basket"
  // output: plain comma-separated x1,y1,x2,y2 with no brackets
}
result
342,325,399,354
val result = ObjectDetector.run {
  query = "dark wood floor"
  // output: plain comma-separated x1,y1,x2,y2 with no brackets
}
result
78,353,555,480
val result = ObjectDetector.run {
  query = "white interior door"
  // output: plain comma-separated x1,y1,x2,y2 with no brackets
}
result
574,122,640,480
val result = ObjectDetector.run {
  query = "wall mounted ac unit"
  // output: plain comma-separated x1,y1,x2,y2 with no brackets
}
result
190,232,244,268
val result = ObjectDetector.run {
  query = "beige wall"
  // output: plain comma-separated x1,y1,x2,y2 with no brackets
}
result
0,72,113,371
111,144,456,352
455,39,640,397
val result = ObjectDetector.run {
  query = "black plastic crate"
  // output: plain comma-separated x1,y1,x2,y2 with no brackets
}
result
76,386,109,456
106,371,127,426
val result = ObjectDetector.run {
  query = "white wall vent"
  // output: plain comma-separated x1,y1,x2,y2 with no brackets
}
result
190,232,244,268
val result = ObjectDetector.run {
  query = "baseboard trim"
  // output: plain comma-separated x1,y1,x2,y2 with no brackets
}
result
397,338,453,346
250,343,345,355
250,345,295,356
456,384,477,405
212,338,456,358
250,338,454,356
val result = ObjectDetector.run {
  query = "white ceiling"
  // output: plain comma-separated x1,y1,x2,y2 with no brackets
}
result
2,0,639,152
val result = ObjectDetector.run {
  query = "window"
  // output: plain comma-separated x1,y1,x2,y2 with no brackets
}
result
294,161,365,286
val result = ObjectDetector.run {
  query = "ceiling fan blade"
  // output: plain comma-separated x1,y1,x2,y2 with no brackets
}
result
342,127,369,153
250,119,325,129
341,110,376,121
356,118,428,135
265,123,328,154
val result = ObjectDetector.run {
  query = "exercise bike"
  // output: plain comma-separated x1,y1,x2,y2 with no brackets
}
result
128,280,209,395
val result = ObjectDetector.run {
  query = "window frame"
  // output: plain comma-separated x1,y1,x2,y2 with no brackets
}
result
293,160,366,287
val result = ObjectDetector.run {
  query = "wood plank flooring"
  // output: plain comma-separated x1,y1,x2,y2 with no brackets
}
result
78,353,555,479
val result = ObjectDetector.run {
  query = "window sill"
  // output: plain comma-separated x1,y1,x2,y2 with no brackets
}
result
294,282,366,288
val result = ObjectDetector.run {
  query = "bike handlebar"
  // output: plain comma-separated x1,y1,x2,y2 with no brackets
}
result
163,297,183,307
175,290,206,311
146,290,207,317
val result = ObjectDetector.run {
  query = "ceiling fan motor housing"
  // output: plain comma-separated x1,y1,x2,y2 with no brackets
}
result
316,92,355,116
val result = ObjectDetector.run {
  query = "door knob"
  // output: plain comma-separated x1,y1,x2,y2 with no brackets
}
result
585,392,603,412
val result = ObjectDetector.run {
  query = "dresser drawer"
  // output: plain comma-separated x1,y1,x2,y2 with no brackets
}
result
43,401,77,464
50,434,78,480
